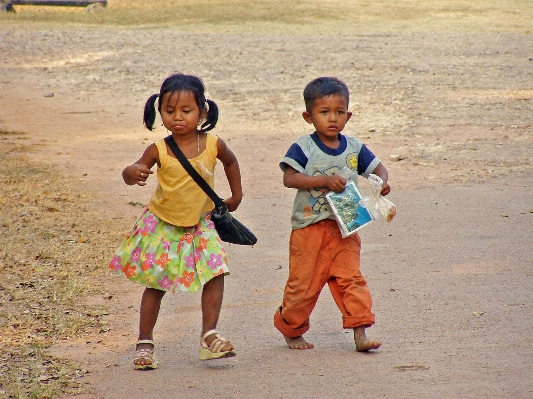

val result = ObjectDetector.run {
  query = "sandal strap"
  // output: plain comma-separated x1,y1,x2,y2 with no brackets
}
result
208,336,230,353
136,339,155,346
133,348,156,364
201,329,218,341
134,349,154,358
200,329,233,353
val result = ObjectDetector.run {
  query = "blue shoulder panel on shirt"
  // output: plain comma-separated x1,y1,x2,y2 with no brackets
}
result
357,144,377,174
282,143,308,169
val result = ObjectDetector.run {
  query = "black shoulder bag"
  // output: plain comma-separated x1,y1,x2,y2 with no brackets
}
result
164,135,257,246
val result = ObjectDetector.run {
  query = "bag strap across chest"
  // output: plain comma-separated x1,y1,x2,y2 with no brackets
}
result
164,135,226,211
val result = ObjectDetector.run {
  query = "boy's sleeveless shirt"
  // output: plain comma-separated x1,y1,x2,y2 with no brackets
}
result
148,134,218,227
280,132,381,230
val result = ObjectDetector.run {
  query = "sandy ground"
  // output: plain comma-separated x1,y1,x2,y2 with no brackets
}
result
1,21,533,399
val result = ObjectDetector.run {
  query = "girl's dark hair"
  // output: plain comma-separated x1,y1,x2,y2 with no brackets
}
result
143,73,219,132
303,77,350,112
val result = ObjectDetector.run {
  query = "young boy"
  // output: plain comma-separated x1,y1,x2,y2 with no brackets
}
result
273,76,391,352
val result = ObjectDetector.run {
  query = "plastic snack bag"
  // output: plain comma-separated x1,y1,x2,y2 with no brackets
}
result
359,174,396,223
326,181,375,238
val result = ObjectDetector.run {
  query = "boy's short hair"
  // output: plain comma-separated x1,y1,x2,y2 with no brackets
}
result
303,77,350,112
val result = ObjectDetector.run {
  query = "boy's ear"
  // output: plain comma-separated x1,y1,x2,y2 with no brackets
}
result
346,111,353,122
302,111,313,124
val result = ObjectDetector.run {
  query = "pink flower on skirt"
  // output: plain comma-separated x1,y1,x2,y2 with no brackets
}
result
109,255,122,272
142,252,156,271
143,215,157,233
208,253,223,270
158,275,174,290
131,247,142,263
184,253,196,269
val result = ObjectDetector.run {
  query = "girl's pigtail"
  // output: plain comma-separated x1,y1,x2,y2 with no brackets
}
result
143,94,159,131
199,99,219,133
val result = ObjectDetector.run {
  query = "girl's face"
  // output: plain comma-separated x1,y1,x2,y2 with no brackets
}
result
160,90,206,136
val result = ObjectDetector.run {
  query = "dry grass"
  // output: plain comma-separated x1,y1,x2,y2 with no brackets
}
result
0,131,122,398
1,0,531,34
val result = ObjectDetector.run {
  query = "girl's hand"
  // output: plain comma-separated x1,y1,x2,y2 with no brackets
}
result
223,195,242,212
123,163,153,186
122,144,159,186
325,175,347,193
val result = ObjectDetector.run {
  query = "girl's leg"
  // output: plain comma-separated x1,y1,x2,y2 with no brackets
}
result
134,287,165,366
201,274,233,351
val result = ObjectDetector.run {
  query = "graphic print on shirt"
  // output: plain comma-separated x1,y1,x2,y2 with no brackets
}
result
305,153,359,217
346,152,358,170
306,166,339,216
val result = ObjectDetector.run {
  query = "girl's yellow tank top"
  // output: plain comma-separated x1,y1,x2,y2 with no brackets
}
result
148,133,218,227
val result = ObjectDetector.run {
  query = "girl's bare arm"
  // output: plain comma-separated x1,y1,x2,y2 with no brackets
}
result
216,138,243,211
122,143,158,186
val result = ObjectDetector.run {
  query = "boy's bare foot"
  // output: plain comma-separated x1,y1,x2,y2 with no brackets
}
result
284,335,314,349
353,327,381,352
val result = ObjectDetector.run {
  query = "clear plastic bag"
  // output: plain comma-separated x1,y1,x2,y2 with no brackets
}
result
359,174,396,222
326,181,375,238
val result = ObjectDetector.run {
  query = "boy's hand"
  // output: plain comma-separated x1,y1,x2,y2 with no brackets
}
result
372,163,390,196
326,175,347,193
380,181,391,196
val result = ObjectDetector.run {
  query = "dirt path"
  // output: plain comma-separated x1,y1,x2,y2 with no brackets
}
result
1,24,532,398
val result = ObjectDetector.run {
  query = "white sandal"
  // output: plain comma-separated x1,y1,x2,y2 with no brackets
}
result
198,329,236,361
133,339,158,370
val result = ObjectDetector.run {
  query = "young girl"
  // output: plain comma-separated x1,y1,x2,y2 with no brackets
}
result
109,73,243,369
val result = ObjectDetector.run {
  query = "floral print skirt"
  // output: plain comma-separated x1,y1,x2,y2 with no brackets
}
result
109,207,229,293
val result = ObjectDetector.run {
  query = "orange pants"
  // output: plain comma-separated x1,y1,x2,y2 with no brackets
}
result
274,219,375,338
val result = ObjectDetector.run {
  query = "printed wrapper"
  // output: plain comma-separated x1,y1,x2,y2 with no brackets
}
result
326,181,375,238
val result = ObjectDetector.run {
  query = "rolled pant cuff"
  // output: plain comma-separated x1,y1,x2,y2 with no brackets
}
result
274,307,310,338
342,314,375,329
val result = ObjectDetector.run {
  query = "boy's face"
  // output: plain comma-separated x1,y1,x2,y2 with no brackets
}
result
302,94,352,141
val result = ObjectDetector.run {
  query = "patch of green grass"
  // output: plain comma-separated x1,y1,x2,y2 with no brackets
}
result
1,0,531,34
